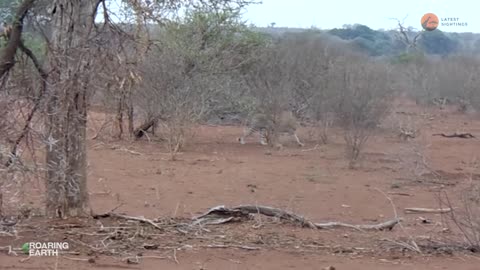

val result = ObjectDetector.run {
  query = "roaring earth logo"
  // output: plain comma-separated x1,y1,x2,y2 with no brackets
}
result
421,13,468,31
21,242,70,256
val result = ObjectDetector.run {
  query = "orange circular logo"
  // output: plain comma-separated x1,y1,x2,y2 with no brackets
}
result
421,13,439,31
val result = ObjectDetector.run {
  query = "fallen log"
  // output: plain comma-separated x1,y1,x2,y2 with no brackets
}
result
193,205,401,231
133,119,157,139
432,133,475,139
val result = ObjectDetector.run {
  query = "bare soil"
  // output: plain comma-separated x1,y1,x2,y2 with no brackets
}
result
1,99,480,269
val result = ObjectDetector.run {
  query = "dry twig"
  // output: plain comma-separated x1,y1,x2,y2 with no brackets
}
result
404,207,452,214
433,133,475,139
203,244,260,250
93,212,163,230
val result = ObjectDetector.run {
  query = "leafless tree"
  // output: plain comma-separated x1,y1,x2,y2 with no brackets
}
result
0,0,259,218
138,47,209,158
390,16,424,53
333,54,393,168
242,43,300,146
392,54,441,107
275,33,351,144
438,181,480,251
434,54,480,113
393,53,480,113
134,7,265,158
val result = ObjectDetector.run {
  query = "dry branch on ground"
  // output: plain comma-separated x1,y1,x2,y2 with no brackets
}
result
93,212,163,230
193,205,401,231
432,133,475,139
404,207,452,214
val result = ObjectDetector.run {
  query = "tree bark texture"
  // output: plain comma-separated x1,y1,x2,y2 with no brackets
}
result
45,0,98,218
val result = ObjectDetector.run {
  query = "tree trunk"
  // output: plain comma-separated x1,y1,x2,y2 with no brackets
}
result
45,0,97,218
126,80,135,138
127,99,135,138
116,91,124,139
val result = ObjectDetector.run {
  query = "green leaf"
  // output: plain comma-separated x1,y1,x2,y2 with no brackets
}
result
21,243,29,254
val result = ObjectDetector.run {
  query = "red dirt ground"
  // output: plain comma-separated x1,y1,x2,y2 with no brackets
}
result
1,99,480,269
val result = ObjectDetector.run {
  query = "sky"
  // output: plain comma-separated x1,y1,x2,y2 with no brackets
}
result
241,0,479,33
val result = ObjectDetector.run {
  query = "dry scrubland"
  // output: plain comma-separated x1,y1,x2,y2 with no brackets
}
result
1,98,480,269
1,1,480,269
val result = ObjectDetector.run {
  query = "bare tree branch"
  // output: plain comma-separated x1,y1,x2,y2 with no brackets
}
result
0,0,35,79
5,40,47,167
